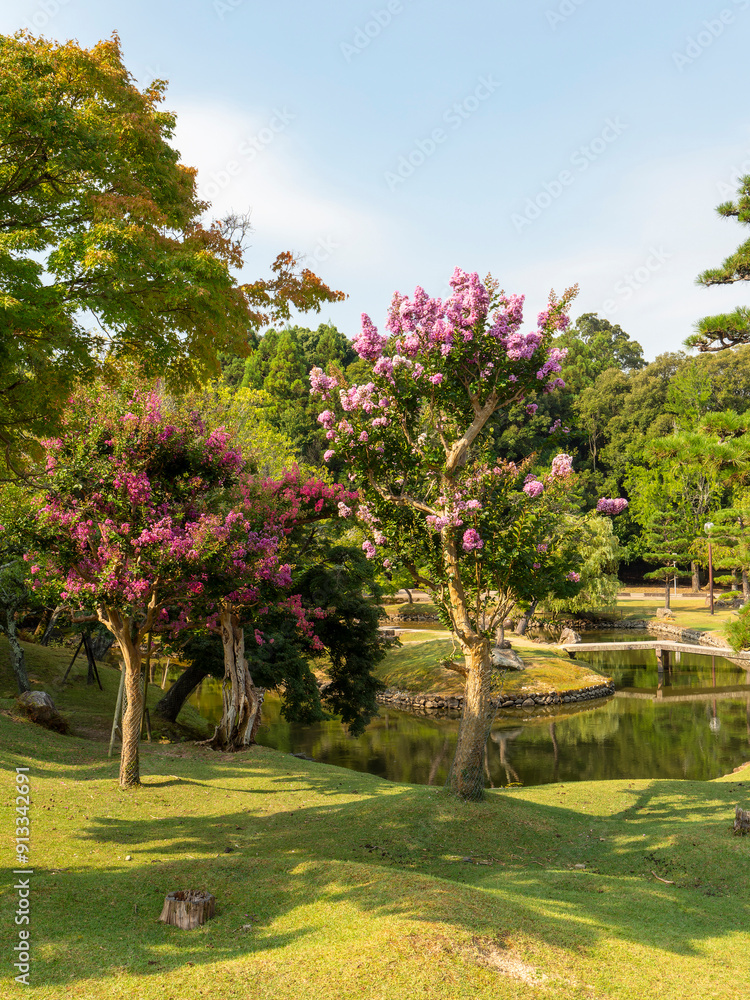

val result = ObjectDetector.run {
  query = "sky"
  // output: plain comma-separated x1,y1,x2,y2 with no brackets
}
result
3,0,750,360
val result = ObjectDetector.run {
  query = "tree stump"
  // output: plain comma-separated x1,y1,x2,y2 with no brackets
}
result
159,890,215,929
733,805,750,835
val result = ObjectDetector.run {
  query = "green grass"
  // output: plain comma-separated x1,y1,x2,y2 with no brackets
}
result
0,637,212,743
383,601,441,618
1,713,749,999
616,597,736,636
377,637,609,697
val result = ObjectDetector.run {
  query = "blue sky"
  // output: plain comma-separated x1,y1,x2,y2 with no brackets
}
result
4,0,750,359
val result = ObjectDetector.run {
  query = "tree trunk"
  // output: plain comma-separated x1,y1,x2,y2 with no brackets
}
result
209,608,263,751
664,577,670,610
39,605,64,646
114,630,143,788
404,589,413,604
33,607,52,641
515,599,538,636
155,661,213,722
447,637,493,801
743,569,749,599
692,561,701,593
6,610,30,694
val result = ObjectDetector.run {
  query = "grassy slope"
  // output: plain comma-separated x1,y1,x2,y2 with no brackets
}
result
0,637,212,742
1,714,749,1000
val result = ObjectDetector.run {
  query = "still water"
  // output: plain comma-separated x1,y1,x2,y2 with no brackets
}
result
182,630,750,788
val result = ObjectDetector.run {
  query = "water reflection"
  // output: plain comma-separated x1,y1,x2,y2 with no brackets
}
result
164,630,750,787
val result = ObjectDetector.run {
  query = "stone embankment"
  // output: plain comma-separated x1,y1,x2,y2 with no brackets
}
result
644,621,731,649
377,680,616,715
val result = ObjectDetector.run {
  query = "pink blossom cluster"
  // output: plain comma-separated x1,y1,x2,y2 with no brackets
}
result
566,571,581,582
353,314,388,360
596,498,629,516
523,479,544,498
462,528,484,552
309,367,340,399
549,454,574,479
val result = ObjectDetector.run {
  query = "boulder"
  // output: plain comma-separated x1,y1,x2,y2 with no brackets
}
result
656,607,675,620
559,627,581,645
18,690,56,710
491,647,526,670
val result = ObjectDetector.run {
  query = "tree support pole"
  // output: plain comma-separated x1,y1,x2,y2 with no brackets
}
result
108,663,126,758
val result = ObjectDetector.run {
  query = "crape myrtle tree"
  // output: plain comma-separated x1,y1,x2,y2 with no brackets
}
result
156,535,385,737
309,268,627,800
193,469,360,751
30,385,300,787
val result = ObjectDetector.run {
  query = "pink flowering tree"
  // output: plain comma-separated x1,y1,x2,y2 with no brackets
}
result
31,386,294,787
310,269,626,800
187,468,359,752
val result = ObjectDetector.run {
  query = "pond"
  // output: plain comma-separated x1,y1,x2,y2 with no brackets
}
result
175,629,750,788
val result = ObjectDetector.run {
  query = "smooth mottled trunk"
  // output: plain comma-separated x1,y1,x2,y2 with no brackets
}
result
6,612,30,694
209,609,263,751
447,637,493,800
118,635,143,788
743,569,749,599
664,577,670,610
692,561,701,594
155,661,213,723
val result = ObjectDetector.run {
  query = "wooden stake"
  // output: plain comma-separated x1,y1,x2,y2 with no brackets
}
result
108,663,126,758
140,631,153,740
61,635,85,684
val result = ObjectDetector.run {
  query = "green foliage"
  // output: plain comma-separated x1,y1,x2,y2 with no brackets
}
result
238,323,354,463
0,32,246,467
687,174,750,352
0,33,345,473
543,516,622,614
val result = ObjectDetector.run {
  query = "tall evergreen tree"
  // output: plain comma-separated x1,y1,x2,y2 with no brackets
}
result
687,175,750,352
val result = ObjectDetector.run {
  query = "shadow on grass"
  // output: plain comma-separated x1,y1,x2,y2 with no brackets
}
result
2,710,749,993
5,778,748,989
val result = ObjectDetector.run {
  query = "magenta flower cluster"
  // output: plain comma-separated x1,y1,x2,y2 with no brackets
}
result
596,498,629,516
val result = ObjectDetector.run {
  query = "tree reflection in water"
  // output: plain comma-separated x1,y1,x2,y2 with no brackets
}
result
160,639,750,787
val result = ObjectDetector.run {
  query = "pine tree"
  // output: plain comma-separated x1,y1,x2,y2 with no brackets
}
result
687,175,750,352
642,509,693,609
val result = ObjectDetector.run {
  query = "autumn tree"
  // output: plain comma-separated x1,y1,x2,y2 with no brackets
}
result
0,32,343,472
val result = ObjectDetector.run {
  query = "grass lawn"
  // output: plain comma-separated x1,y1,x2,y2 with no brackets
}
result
616,597,736,635
376,636,609,697
1,712,749,1000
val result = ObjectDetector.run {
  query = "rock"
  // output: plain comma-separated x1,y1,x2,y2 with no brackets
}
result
18,690,56,710
733,806,750,835
522,698,535,708
559,627,581,645
656,607,675,619
491,647,526,670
